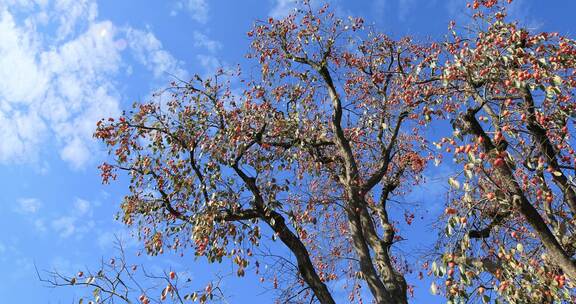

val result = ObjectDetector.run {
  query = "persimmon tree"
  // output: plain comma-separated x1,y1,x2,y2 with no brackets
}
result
430,1,576,303
47,1,576,303
93,3,442,304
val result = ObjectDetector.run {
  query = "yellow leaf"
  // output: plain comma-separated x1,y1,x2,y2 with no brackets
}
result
448,177,460,190
553,75,563,86
430,282,438,295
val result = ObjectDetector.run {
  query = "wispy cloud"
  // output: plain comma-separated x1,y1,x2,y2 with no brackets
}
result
126,28,187,80
196,54,222,75
13,196,97,239
0,240,34,279
50,198,95,238
171,0,209,24
0,0,185,169
51,216,79,238
96,229,138,250
191,29,223,76
268,1,343,20
269,0,298,18
372,0,418,23
52,0,99,39
193,31,221,53
34,219,47,232
74,198,92,216
16,198,42,214
49,198,95,239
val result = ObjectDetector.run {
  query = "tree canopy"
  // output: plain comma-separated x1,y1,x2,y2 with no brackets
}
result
48,1,576,303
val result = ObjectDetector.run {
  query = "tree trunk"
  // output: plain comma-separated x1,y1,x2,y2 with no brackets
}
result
461,109,576,280
266,211,337,304
522,88,576,217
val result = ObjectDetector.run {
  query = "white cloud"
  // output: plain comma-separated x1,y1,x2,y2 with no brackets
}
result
34,219,47,232
193,31,221,53
371,0,416,22
95,229,137,250
73,198,91,216
196,54,221,75
60,137,91,169
269,0,298,18
0,111,47,162
49,198,95,238
96,231,116,249
268,0,336,19
13,196,96,239
126,28,187,80
172,0,209,24
190,29,223,77
51,216,76,238
12,257,34,279
0,13,47,104
0,239,33,279
0,0,186,168
49,256,77,275
53,0,99,39
16,198,42,213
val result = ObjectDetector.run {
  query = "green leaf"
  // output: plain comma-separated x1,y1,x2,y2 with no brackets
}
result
538,57,547,65
553,75,563,86
546,86,556,99
93,288,100,299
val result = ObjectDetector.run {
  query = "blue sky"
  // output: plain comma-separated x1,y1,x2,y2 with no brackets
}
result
1,0,575,303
